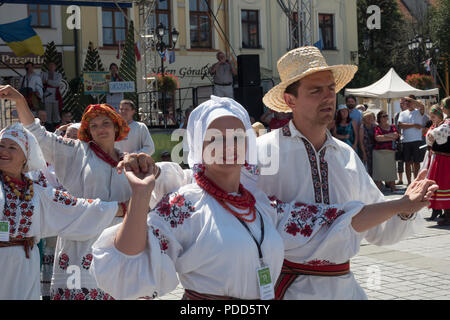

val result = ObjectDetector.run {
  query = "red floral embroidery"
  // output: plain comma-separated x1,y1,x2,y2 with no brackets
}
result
34,171,48,187
52,288,115,300
305,259,335,266
154,193,195,228
81,254,93,270
151,226,170,254
2,179,35,238
284,203,346,238
59,253,69,270
53,190,78,206
300,224,313,237
269,195,286,215
285,222,301,236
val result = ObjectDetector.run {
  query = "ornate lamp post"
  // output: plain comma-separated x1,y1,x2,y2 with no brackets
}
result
155,22,179,128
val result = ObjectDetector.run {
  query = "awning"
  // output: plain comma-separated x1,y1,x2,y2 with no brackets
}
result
0,0,132,8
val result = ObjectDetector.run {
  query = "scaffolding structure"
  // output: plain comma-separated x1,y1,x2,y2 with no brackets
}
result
277,0,313,50
136,0,159,126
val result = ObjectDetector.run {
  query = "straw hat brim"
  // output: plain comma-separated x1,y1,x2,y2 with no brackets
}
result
263,65,358,113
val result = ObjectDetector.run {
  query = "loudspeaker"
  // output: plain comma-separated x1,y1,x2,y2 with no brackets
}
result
234,86,264,121
237,54,261,87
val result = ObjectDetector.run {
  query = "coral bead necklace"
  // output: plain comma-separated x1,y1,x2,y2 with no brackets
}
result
195,170,256,223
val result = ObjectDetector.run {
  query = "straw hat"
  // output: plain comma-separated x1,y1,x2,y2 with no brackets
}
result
263,46,358,112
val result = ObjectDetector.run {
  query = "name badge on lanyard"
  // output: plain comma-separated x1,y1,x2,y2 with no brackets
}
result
257,262,275,300
236,209,275,300
0,221,10,242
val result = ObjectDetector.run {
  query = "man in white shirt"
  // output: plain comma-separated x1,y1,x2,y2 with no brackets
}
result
398,96,424,185
115,99,155,155
19,61,43,112
252,46,426,299
210,51,237,98
41,61,63,128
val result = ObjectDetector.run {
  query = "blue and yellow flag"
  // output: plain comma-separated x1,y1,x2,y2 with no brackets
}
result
0,16,44,57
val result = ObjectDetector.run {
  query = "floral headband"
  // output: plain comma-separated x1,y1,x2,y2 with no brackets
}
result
78,104,130,142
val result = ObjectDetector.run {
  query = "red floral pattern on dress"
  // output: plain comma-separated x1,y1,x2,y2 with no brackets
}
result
284,203,345,238
81,254,93,270
53,190,78,206
2,178,35,238
51,288,115,300
154,193,195,228
150,226,170,254
305,259,336,266
59,253,69,270
33,170,48,187
268,195,286,215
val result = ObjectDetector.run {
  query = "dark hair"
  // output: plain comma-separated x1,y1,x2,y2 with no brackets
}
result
377,111,387,123
345,95,357,103
284,80,301,97
109,63,119,70
24,61,34,67
408,95,417,99
335,108,350,126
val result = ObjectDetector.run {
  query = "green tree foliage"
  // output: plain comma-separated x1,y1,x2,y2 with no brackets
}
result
348,0,410,89
119,20,138,108
42,41,79,116
429,0,450,59
73,42,106,119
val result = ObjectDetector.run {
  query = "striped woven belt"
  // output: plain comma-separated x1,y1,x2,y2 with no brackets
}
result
274,259,350,300
0,237,35,259
432,151,450,157
182,289,241,300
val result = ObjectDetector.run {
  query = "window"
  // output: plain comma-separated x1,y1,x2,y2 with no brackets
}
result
189,0,212,48
102,8,127,46
241,10,260,49
28,4,51,27
319,14,335,50
152,0,172,45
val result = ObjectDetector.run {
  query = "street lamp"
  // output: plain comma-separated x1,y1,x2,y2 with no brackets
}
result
408,34,423,72
155,23,179,128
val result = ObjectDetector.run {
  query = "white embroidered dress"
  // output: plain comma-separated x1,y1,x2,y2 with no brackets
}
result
91,181,285,300
0,178,118,300
252,121,424,300
91,178,367,300
25,119,187,299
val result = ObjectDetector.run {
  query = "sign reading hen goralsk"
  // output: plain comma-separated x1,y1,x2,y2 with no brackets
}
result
83,71,110,94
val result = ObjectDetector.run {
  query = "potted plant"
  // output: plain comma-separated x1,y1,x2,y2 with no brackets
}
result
406,74,434,90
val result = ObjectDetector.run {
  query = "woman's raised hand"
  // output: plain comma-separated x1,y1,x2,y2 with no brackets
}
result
119,153,158,197
0,85,26,102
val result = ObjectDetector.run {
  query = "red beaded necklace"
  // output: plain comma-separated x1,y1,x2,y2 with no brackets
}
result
195,170,256,223
89,141,120,168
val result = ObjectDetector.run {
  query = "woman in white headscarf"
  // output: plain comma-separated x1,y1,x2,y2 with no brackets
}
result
0,123,126,300
90,96,436,300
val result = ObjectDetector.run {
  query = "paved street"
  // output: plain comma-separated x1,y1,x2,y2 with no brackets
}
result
157,189,450,300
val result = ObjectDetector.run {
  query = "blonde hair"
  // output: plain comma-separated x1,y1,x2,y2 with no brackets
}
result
362,111,375,122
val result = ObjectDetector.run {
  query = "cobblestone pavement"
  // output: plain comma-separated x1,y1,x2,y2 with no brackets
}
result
157,190,450,300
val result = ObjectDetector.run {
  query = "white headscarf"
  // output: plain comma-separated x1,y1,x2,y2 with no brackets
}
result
68,122,81,130
0,122,47,172
186,95,257,168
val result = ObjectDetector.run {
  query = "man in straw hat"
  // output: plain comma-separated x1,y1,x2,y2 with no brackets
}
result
253,46,427,299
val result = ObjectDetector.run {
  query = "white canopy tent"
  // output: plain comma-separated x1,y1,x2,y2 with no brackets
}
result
345,68,440,120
